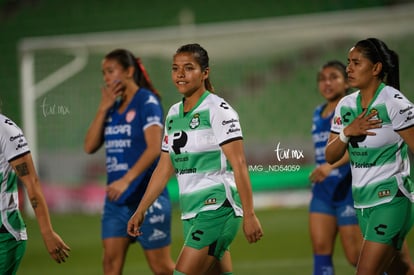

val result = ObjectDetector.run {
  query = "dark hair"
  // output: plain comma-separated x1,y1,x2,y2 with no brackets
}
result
175,43,214,93
105,49,161,98
318,60,351,94
354,38,400,89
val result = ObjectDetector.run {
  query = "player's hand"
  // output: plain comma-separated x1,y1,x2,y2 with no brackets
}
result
344,109,382,137
106,177,129,201
43,231,71,264
309,163,332,183
243,213,263,244
99,80,124,111
127,210,145,237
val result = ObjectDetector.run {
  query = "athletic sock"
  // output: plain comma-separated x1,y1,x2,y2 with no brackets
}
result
313,254,334,275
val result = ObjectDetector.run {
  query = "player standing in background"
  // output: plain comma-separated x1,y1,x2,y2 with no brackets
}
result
0,112,70,274
84,49,174,275
309,60,362,275
127,43,263,275
326,37,414,275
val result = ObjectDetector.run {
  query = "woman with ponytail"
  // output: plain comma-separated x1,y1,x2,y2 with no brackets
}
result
84,49,174,275
326,38,414,274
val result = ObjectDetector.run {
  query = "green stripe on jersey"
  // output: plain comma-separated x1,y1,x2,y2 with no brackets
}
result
172,150,222,173
352,176,399,206
350,143,399,167
167,109,211,132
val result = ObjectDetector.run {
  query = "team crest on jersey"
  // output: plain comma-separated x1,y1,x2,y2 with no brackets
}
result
126,109,136,123
189,113,200,129
369,108,380,120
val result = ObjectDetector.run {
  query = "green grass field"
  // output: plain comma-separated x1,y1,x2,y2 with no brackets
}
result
18,205,414,275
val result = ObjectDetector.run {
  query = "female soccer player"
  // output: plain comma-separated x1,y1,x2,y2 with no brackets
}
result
0,112,70,274
127,43,263,275
84,49,174,274
309,60,362,275
325,38,414,274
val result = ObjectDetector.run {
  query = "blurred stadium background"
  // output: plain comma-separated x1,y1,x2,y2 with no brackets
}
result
1,0,414,274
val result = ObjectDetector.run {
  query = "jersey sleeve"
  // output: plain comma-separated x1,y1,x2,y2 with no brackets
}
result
140,94,163,130
161,106,175,152
0,116,30,162
210,100,243,146
330,100,345,134
387,91,414,131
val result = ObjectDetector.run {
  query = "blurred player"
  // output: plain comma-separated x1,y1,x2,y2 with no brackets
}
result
309,60,362,275
84,49,174,274
0,112,70,274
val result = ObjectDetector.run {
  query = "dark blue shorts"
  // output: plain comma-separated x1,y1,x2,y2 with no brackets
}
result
102,194,172,250
309,196,358,226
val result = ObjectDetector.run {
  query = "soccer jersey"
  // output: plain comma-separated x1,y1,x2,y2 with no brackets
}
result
104,88,167,205
0,114,28,241
311,104,352,203
331,83,414,208
162,91,243,220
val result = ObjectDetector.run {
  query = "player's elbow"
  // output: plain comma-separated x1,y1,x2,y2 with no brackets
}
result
325,149,339,165
83,142,99,154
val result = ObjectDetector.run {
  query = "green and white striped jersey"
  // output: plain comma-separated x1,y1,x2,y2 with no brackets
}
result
0,114,28,241
162,91,243,220
331,83,414,208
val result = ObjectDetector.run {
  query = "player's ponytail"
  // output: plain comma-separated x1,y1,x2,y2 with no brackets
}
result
135,57,161,99
105,49,161,99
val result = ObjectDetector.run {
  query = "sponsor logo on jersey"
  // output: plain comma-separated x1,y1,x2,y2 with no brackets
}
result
340,205,356,217
378,189,391,198
399,105,414,123
9,134,24,142
204,198,216,205
126,109,136,123
226,123,241,135
148,229,167,241
106,157,128,172
147,116,161,124
105,124,131,136
333,116,342,125
399,105,413,115
342,111,352,123
312,131,330,143
145,95,159,105
148,214,165,224
189,113,200,129
352,161,376,168
175,168,197,175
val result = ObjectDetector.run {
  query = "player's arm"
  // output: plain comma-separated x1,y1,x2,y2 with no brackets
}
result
10,152,70,263
83,106,107,154
310,151,349,183
221,139,263,244
84,82,123,154
397,126,414,154
127,151,174,237
326,109,382,164
106,124,163,201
